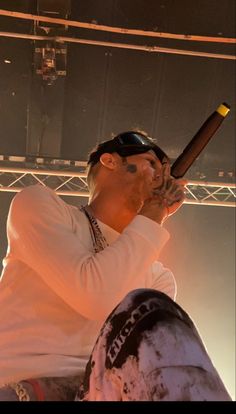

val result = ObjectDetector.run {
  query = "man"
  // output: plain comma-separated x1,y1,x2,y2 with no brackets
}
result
0,131,231,401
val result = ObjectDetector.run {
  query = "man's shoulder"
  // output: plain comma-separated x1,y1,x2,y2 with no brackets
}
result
13,184,57,202
9,184,79,226
10,184,63,213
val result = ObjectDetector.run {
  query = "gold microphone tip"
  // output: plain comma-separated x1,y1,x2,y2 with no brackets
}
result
217,102,230,117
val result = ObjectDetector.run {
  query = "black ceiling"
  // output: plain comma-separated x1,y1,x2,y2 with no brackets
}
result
0,0,235,179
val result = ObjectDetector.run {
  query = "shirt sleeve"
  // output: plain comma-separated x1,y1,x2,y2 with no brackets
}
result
150,261,177,301
8,184,171,321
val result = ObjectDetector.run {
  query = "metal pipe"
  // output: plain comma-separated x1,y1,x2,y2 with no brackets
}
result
0,31,235,60
0,9,235,44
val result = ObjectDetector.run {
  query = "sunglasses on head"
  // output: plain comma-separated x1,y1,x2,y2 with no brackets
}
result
114,132,168,163
114,132,154,147
88,131,168,166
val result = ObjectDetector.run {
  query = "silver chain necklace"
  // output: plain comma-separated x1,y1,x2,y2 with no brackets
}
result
80,205,109,253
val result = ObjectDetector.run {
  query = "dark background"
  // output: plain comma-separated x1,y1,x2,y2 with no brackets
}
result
0,0,235,398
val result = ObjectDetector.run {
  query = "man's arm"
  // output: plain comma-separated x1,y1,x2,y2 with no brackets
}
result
8,185,170,321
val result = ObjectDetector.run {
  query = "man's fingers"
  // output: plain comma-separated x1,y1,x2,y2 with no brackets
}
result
163,162,171,177
153,180,185,204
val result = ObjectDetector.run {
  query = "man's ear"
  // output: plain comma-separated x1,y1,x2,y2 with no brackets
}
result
100,153,116,170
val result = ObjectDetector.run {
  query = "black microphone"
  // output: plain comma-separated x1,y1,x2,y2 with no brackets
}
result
171,103,230,178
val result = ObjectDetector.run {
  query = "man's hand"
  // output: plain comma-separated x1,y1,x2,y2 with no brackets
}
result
139,163,188,224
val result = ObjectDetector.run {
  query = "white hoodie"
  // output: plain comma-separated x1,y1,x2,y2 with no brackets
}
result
0,184,176,385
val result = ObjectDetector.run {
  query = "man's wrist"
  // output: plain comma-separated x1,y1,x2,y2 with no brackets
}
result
139,208,168,226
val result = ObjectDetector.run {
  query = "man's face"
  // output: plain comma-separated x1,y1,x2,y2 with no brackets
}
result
117,149,170,204
124,149,169,180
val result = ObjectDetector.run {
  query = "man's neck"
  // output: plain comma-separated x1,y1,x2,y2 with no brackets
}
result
88,193,137,233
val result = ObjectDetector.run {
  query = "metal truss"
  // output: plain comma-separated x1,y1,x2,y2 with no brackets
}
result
0,161,235,207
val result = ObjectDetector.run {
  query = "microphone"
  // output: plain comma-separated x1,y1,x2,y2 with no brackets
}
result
171,103,231,179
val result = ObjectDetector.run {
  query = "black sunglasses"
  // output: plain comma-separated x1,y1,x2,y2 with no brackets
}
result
114,132,155,147
114,132,168,163
88,131,168,166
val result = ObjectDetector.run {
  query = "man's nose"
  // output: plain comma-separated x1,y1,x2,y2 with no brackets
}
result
154,166,162,177
153,171,162,181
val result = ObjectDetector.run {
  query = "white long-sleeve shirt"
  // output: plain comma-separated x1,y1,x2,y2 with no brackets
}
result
0,184,176,385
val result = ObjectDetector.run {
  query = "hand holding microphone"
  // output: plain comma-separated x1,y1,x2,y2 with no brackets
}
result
140,164,187,224
140,102,230,224
153,163,187,218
